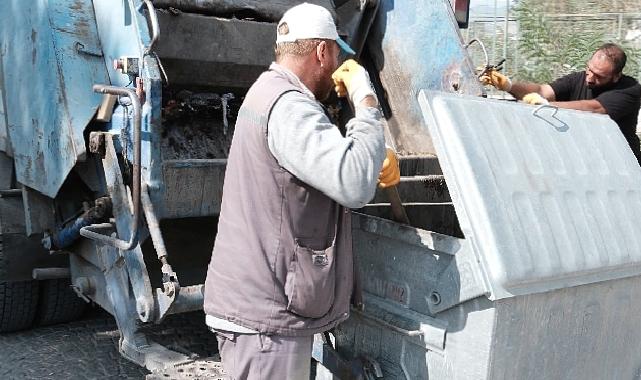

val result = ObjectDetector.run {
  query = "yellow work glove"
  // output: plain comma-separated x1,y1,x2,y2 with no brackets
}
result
480,69,512,92
378,148,400,188
331,59,377,106
522,92,549,105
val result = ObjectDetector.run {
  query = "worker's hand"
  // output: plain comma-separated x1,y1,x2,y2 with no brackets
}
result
522,92,549,105
332,59,377,107
480,69,512,92
378,148,400,188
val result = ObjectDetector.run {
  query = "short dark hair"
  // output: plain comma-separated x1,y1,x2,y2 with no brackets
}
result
596,43,627,74
274,39,325,61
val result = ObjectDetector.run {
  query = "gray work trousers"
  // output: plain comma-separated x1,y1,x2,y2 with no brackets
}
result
215,330,313,380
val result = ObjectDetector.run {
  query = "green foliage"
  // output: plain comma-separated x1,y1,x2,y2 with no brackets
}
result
513,0,641,83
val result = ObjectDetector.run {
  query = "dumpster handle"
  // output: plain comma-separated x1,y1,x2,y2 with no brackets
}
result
80,85,141,251
352,308,423,337
532,104,569,132
532,103,559,118
142,0,159,55
352,306,447,351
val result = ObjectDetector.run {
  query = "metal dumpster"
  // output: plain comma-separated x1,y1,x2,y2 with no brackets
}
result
314,91,641,379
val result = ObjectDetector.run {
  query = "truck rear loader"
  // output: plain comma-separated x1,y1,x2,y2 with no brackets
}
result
2,1,641,379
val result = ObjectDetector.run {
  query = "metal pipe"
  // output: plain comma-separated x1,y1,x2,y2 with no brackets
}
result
0,189,22,197
141,182,182,312
464,38,489,77
352,307,424,337
82,222,116,232
141,183,168,260
503,0,509,73
492,0,497,64
166,285,204,315
364,201,453,207
81,85,141,251
46,197,112,250
32,268,71,280
143,0,160,55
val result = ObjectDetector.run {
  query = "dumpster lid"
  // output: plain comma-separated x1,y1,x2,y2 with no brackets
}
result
418,90,641,299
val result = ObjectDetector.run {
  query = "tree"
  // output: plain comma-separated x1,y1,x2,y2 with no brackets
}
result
513,0,640,83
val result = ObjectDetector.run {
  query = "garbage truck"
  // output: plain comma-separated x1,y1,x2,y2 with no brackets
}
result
3,0,641,379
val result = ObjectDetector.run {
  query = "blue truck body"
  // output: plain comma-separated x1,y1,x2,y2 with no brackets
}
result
6,2,641,379
0,0,533,377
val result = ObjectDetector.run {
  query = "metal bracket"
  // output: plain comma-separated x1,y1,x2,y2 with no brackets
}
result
97,243,193,372
75,41,103,57
142,0,160,55
353,297,448,353
81,85,141,251
89,132,106,158
84,133,154,323
427,239,489,314
71,276,95,303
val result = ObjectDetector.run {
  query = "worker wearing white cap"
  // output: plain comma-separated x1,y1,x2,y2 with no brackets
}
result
203,2,400,379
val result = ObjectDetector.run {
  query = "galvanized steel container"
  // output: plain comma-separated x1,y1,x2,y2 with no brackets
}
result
316,91,641,379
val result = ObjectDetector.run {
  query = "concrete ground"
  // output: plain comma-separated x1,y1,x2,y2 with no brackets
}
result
0,308,218,379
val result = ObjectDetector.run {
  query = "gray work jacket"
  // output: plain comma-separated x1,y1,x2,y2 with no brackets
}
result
203,67,367,336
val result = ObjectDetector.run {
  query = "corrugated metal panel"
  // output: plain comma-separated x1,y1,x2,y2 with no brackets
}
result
418,90,641,299
0,0,108,197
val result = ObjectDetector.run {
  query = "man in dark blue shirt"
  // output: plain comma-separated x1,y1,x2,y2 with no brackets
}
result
482,43,641,165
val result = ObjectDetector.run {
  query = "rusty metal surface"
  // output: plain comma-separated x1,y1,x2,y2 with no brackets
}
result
153,10,275,89
93,0,149,87
160,91,240,160
154,90,237,218
161,119,233,160
161,160,226,218
0,0,108,197
367,0,482,156
151,0,334,21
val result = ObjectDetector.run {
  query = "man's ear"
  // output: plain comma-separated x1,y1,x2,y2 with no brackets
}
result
316,41,327,63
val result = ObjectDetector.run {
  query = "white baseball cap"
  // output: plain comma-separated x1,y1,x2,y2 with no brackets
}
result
276,3,356,55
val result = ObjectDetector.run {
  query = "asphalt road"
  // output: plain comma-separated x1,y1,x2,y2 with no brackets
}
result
0,308,219,380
